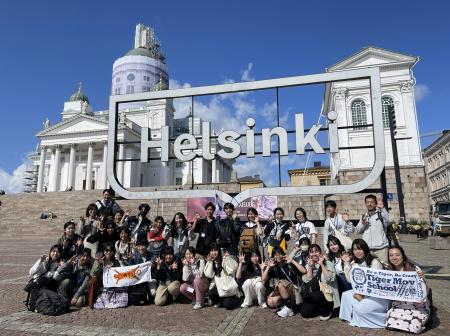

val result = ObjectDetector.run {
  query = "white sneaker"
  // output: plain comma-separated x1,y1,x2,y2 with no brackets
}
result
277,306,294,318
241,302,251,308
319,313,332,321
193,303,202,310
259,303,268,309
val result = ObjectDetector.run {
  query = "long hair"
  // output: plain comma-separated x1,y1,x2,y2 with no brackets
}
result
245,249,262,274
386,245,414,271
327,235,346,261
294,207,308,221
351,238,375,266
170,212,188,237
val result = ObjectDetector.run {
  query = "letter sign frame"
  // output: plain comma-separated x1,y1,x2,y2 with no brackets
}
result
107,67,385,206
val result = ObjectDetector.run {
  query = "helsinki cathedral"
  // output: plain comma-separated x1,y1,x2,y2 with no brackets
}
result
28,24,234,192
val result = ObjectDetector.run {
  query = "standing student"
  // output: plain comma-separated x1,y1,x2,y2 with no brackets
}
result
264,207,291,256
179,247,209,310
191,202,217,256
115,227,134,266
300,244,339,320
355,195,390,263
86,220,119,255
236,250,267,308
147,216,169,259
124,203,152,243
240,207,265,257
291,207,317,244
95,189,122,216
167,212,195,257
339,238,390,328
57,221,84,261
215,202,241,256
323,200,354,250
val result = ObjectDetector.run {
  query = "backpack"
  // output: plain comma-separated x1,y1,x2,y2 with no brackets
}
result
239,227,257,252
128,283,151,306
33,289,69,315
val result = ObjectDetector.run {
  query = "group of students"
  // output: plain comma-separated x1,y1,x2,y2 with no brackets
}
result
27,189,432,333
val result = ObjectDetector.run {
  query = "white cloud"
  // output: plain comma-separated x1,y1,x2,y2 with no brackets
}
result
241,62,254,82
414,84,430,102
0,158,33,194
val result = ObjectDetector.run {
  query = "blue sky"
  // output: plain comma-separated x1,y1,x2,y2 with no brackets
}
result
0,0,449,192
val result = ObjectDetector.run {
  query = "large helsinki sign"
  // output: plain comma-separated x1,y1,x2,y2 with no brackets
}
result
107,67,385,206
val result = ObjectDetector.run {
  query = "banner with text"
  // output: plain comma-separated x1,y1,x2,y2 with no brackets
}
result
186,195,277,222
103,262,152,288
351,266,427,302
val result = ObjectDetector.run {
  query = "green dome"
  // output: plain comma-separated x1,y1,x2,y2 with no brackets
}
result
125,47,154,57
153,77,168,91
69,83,89,104
125,47,166,63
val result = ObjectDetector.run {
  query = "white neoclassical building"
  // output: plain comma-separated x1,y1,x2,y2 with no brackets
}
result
29,24,234,192
324,46,424,173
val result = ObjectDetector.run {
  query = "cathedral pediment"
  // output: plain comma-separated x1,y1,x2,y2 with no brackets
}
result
37,115,108,137
327,46,417,71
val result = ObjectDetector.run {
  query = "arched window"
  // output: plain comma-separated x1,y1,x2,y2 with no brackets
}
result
382,96,394,129
351,99,367,129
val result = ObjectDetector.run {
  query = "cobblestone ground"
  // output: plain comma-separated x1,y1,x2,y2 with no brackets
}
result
0,238,449,336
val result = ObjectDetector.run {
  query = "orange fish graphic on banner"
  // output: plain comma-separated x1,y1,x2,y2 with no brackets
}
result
113,266,141,284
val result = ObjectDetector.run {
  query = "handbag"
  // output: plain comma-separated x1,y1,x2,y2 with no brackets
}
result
301,267,322,300
214,276,239,298
319,280,333,302
330,220,353,251
93,287,128,309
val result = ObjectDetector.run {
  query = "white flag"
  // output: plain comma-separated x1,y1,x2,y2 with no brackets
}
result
102,261,152,288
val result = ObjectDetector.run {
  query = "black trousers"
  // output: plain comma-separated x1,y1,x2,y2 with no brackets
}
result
300,290,333,318
208,286,239,310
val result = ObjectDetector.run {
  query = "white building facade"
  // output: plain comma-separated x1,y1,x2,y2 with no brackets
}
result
30,24,234,193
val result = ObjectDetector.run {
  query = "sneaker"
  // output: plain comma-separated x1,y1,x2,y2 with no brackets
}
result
277,306,294,318
193,303,202,310
214,303,221,308
319,313,332,321
259,303,268,309
241,302,251,308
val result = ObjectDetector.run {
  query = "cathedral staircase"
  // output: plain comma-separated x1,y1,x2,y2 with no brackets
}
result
0,190,145,239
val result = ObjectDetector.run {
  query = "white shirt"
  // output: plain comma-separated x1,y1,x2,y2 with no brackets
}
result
295,221,317,241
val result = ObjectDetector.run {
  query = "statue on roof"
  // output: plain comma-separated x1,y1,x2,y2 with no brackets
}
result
43,117,50,129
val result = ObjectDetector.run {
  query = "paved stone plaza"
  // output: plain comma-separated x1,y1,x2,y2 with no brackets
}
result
0,237,449,336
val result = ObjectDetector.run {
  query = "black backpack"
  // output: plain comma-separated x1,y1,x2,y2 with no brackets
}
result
30,289,69,315
128,283,151,306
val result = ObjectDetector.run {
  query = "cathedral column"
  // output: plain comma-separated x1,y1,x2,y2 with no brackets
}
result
117,144,124,185
86,143,94,190
102,141,108,189
333,88,349,170
37,145,46,192
400,80,422,165
48,145,61,192
67,144,76,190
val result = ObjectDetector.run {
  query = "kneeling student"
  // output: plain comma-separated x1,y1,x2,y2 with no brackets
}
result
154,246,182,306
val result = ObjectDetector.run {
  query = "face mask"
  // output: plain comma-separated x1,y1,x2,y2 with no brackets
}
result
300,245,309,252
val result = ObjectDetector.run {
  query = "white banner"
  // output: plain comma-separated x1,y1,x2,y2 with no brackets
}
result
350,266,427,302
102,262,152,288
